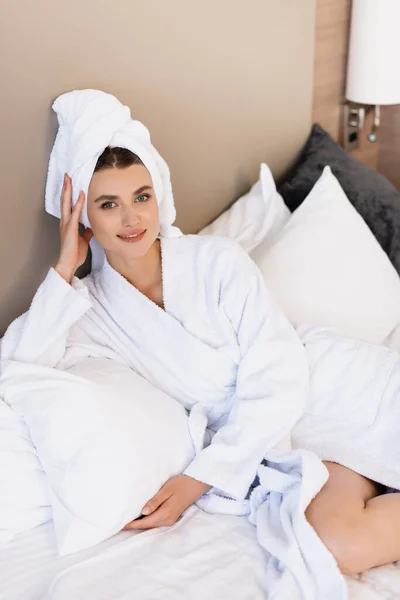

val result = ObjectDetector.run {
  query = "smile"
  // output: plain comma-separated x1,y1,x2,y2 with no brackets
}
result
117,230,147,243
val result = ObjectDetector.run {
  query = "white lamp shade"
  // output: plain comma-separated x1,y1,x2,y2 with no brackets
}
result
346,0,400,105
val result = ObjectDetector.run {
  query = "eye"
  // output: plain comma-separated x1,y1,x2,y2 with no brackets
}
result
100,201,116,210
136,194,150,203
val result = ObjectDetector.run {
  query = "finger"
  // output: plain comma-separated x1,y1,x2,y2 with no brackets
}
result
61,174,72,222
124,506,171,530
71,191,85,222
141,485,173,516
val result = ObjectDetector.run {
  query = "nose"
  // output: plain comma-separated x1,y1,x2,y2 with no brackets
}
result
120,205,140,228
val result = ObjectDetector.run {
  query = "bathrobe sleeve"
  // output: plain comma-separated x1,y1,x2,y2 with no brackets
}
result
0,267,92,369
184,243,309,500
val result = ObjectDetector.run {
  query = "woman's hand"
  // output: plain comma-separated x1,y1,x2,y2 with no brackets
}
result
123,475,212,531
54,173,93,283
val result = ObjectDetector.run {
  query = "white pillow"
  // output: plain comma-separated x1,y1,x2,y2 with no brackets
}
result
0,358,195,555
251,167,400,344
383,322,400,352
199,163,290,253
0,400,51,547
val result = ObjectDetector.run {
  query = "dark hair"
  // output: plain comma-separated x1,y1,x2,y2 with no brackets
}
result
94,146,143,173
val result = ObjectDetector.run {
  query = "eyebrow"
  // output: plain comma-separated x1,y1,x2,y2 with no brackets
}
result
94,185,153,203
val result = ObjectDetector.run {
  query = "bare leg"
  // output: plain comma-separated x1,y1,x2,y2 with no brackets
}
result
306,461,400,574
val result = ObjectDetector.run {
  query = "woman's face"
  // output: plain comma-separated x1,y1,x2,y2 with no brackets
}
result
87,163,160,260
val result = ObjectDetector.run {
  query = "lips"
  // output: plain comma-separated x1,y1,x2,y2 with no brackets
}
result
117,229,146,238
117,230,147,243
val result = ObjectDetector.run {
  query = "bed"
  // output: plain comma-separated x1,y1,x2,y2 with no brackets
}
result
2,507,400,600
2,1,400,599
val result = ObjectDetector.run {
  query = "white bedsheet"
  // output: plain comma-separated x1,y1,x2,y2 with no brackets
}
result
0,521,132,600
2,507,400,600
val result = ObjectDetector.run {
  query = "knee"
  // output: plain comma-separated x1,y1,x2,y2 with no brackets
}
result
306,511,369,575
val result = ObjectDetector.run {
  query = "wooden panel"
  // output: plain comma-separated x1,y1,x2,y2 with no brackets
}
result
313,0,351,141
313,0,379,170
379,106,400,190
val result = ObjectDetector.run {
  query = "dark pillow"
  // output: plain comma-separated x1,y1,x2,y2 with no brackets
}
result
278,123,400,275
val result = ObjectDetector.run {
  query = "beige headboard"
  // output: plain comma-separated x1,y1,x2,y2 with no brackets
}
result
0,0,316,335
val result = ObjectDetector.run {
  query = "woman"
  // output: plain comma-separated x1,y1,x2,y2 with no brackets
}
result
2,90,399,585
49,147,310,525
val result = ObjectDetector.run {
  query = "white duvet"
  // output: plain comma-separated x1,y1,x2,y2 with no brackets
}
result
1,507,400,600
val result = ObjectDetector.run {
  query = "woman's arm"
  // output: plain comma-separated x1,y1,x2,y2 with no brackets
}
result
1,174,94,370
0,267,91,369
183,244,309,500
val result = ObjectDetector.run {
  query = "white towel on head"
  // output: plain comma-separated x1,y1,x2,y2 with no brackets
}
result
45,89,182,271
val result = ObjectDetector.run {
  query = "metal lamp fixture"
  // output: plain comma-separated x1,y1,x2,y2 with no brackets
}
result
344,0,400,152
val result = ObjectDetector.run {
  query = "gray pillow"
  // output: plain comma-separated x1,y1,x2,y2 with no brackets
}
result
278,124,400,275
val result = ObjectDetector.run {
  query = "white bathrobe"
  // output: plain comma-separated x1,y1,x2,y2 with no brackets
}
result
8,233,392,598
1,234,310,498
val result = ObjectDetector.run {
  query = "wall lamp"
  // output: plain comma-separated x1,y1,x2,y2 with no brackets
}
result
343,0,400,152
